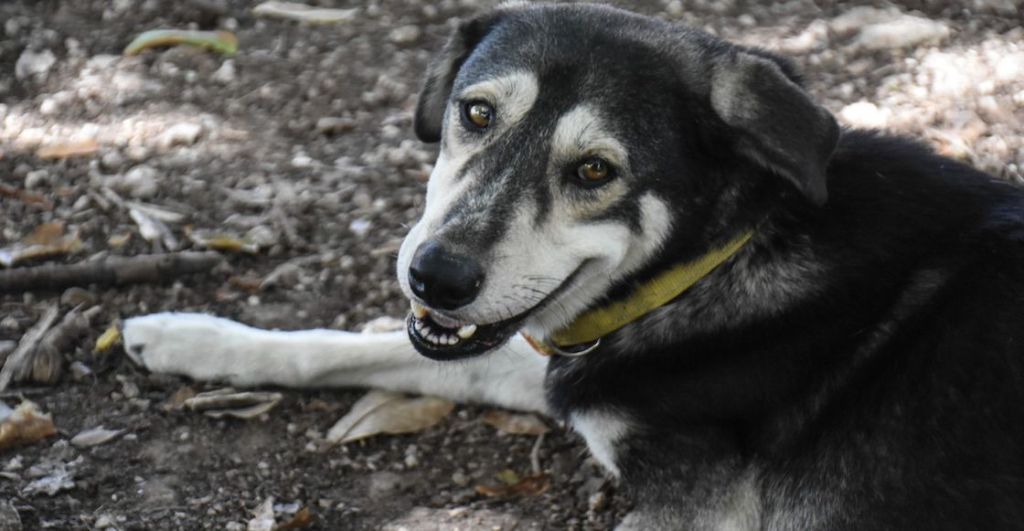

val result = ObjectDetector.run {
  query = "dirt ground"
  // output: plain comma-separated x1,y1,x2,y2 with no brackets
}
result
1,0,1022,529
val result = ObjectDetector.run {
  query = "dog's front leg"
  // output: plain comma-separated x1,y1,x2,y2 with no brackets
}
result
123,313,549,413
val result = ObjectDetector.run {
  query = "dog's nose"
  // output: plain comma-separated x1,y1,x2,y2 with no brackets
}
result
408,241,484,310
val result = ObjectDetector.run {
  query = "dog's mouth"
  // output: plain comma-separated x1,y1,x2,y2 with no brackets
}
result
406,263,589,361
407,301,530,360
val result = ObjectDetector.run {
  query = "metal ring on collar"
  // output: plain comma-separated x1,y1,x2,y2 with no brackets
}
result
547,338,601,357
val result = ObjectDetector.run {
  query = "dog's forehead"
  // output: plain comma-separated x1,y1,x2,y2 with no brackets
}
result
453,6,710,101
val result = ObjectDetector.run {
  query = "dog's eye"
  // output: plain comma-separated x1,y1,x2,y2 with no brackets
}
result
575,158,613,186
463,101,493,129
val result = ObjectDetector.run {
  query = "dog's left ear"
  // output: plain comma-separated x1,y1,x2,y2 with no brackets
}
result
414,13,504,143
710,50,839,205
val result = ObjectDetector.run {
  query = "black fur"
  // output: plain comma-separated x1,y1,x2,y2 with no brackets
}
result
549,130,1024,527
419,4,1024,528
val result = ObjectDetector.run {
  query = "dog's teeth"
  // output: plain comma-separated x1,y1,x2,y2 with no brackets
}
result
414,320,425,333
411,301,428,319
445,335,458,345
457,324,477,339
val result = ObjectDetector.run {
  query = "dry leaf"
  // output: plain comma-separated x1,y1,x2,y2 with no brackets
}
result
0,305,60,391
247,497,276,531
124,29,238,56
188,230,260,254
162,386,197,412
253,2,358,24
36,139,100,159
22,460,77,496
496,468,520,485
0,183,54,210
0,222,83,267
107,233,132,248
325,390,453,444
228,275,264,293
481,410,550,436
129,207,179,250
184,389,283,419
27,305,99,385
475,473,550,498
94,324,122,354
125,201,187,224
0,401,57,451
277,507,313,529
70,426,124,447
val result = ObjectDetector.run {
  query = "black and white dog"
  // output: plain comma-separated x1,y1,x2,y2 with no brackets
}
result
125,4,1024,529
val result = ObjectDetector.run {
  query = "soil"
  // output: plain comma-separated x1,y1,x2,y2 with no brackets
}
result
0,0,1021,529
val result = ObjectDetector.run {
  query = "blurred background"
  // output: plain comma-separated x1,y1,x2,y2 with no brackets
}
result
0,1,1022,529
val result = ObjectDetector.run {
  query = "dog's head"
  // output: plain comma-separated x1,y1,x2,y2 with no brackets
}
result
397,4,838,360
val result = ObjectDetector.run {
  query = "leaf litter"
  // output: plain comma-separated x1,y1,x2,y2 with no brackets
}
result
325,390,453,444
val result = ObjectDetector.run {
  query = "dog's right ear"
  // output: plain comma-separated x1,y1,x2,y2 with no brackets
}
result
709,49,839,205
415,13,504,143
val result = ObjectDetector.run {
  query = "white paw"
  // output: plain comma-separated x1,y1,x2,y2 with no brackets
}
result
123,312,255,382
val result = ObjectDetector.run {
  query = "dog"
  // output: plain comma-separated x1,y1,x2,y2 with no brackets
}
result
123,3,1024,529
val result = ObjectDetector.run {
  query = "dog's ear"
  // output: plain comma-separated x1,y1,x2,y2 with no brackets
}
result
415,13,504,143
710,50,839,205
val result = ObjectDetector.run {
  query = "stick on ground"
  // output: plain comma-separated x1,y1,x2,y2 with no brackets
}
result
0,252,223,293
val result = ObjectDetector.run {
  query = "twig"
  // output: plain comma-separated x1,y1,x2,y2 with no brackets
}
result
0,251,223,293
0,304,59,391
27,305,101,385
272,205,302,248
530,432,546,476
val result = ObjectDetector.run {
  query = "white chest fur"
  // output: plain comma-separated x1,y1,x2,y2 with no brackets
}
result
570,410,632,477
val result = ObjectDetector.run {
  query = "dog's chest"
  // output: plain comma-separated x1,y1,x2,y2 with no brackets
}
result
569,410,632,477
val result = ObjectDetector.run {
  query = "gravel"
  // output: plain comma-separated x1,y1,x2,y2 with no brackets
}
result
0,0,1022,529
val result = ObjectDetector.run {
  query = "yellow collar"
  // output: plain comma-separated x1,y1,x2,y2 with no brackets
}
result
523,230,754,356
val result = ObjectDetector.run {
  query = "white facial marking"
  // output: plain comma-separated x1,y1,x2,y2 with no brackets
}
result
550,104,629,172
459,70,539,131
571,409,632,477
398,72,540,303
522,193,673,337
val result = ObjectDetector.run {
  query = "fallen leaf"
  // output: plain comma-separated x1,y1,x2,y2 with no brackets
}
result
125,201,187,224
0,305,60,391
36,139,100,160
184,389,283,419
124,29,238,56
228,275,264,293
0,401,57,451
481,410,551,436
188,230,260,254
475,473,550,498
70,426,124,447
325,390,454,444
94,324,122,354
0,222,83,267
496,468,520,485
107,233,132,248
129,206,178,250
27,305,98,385
23,222,64,246
162,386,197,412
247,496,276,531
253,1,358,24
276,507,313,529
0,183,54,210
22,462,76,496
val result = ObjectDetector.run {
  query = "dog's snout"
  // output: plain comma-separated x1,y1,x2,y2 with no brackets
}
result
408,241,484,310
